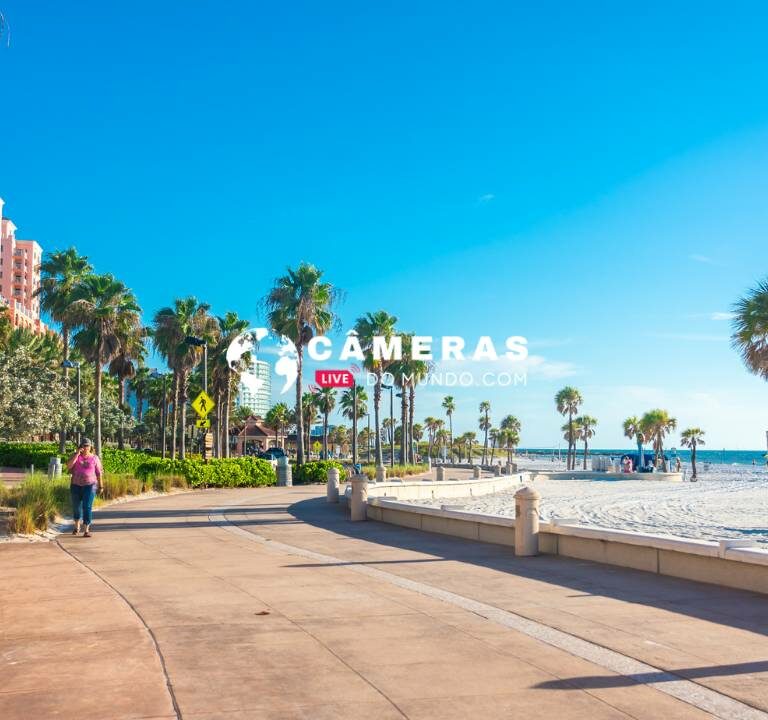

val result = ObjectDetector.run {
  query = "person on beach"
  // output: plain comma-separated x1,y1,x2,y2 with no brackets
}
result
675,457,682,472
66,438,103,538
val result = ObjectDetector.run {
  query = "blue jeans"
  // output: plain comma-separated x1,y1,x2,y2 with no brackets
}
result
71,484,96,525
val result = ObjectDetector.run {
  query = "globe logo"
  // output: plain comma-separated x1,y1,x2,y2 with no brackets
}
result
226,328,299,395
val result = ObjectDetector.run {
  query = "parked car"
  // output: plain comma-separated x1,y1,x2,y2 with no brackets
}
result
258,447,286,462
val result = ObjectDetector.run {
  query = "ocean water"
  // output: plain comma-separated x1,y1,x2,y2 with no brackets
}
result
519,448,768,467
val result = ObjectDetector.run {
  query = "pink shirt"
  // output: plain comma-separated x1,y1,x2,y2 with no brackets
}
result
70,454,103,486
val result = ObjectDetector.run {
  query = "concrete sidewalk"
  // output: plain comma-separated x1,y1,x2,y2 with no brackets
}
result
1,486,767,719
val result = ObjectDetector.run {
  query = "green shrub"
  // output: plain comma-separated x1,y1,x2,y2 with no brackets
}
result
293,460,344,485
5,474,69,532
0,442,155,474
136,457,276,488
359,463,429,480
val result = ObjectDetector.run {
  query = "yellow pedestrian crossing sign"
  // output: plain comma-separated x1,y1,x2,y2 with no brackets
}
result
192,391,214,417
195,417,211,429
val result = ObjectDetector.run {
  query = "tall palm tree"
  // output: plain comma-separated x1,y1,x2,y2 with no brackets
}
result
354,311,398,466
301,391,319,457
263,263,341,465
622,415,646,468
340,384,368,463
640,409,677,471
555,386,583,470
575,415,598,469
211,312,249,457
442,396,456,459
152,297,218,459
423,416,439,458
108,324,147,449
265,402,291,449
315,387,336,458
732,278,768,381
489,427,500,463
35,248,93,452
680,427,705,480
500,415,521,464
69,274,141,455
479,401,491,464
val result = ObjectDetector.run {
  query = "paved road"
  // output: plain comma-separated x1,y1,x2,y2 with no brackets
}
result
2,486,767,719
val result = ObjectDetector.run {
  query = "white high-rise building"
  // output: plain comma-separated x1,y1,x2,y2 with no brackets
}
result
235,359,272,417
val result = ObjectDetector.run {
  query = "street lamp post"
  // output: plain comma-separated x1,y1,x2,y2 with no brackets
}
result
352,383,358,466
366,413,371,463
61,360,81,447
184,336,208,459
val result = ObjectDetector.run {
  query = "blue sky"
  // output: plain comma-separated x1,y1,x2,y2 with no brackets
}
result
2,1,768,447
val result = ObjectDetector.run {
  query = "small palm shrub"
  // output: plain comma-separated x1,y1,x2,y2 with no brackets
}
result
293,460,343,485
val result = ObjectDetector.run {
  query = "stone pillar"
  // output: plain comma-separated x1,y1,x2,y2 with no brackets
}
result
426,456,432,470
472,465,481,479
327,467,340,503
435,466,445,482
350,476,368,522
493,464,501,477
277,457,292,487
514,486,541,556
375,465,386,483
47,456,62,479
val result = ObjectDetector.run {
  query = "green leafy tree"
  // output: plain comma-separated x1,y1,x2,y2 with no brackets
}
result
339,384,368,463
265,402,290,449
479,401,491,464
732,278,768,381
640,409,677,471
622,416,646,465
442,396,456,458
263,264,341,465
575,415,598,469
314,387,336,458
0,346,78,439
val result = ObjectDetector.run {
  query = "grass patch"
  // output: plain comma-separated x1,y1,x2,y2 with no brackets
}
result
359,463,429,480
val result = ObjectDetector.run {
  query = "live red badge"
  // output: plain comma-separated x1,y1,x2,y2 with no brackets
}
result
314,369,354,388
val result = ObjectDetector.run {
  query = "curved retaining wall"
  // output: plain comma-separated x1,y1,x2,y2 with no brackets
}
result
365,498,768,595
532,470,683,482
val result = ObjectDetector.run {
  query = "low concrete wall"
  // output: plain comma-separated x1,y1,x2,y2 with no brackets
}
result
345,472,530,502
532,470,683,482
366,498,768,595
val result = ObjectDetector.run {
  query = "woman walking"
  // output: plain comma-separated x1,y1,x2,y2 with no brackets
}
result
67,438,103,537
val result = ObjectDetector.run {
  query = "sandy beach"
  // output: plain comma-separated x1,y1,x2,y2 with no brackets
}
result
421,456,768,544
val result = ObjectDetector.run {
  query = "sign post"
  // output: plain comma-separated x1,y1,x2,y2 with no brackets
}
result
192,391,215,461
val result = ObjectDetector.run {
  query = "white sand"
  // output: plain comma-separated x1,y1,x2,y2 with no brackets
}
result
424,457,768,544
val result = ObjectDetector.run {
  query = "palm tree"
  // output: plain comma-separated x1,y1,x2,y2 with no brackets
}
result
732,278,768,381
152,297,218,459
555,386,583,470
412,423,423,459
265,402,291,449
622,415,646,468
301,392,319,457
500,415,521,464
435,427,450,459
315,387,336,458
479,401,491,464
489,427,500,463
108,324,147,449
129,366,152,422
680,427,705,480
340,384,368,463
575,415,598,469
640,409,677,471
442,396,456,459
35,248,93,452
423,416,439,458
211,312,249,457
68,274,141,456
400,336,430,464
263,263,341,465
354,311,398,466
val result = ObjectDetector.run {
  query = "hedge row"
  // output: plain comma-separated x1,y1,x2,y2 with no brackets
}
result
292,460,344,485
0,442,154,474
136,456,276,488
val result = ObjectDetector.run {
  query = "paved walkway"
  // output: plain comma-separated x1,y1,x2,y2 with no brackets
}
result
1,486,767,719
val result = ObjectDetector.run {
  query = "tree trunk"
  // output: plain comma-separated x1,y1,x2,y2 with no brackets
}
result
171,372,179,460
691,444,697,479
374,371,382,465
490,437,496,462
583,438,588,469
94,359,103,457
322,412,328,458
60,325,70,455
448,415,453,460
400,389,407,465
180,371,188,459
224,374,231,458
117,377,126,450
567,412,574,470
408,385,415,464
295,350,304,464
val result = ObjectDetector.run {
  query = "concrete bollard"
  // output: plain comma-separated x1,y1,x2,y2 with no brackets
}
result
276,457,292,486
514,486,541,556
426,456,432,470
47,456,62,479
493,464,501,477
472,465,481,479
436,466,445,482
350,476,368,522
327,467,340,503
375,465,386,483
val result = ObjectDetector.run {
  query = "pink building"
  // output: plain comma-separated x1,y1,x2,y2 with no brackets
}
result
0,197,47,333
